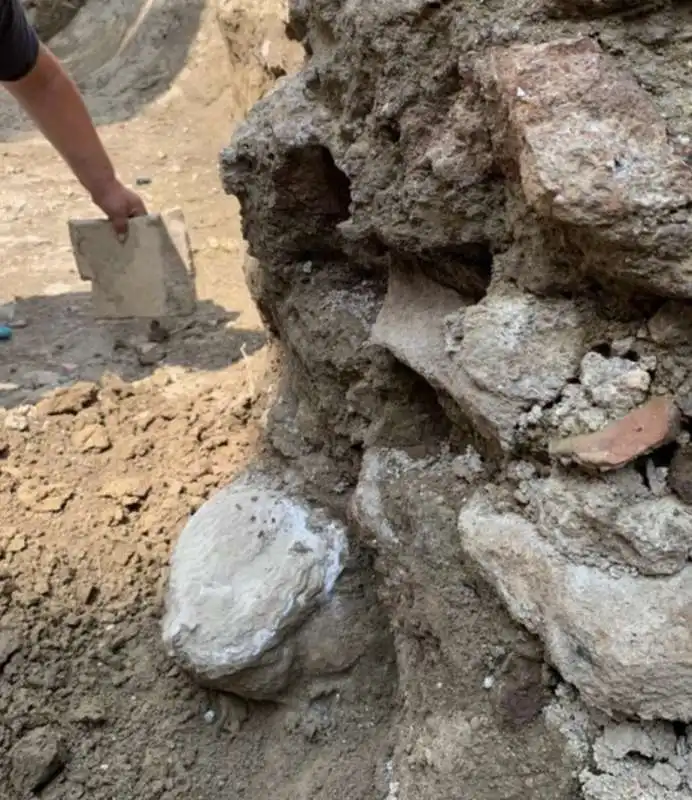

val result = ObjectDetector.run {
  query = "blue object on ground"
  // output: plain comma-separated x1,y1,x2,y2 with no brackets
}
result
0,326,12,341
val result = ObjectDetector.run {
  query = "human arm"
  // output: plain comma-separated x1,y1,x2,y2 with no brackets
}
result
0,0,146,234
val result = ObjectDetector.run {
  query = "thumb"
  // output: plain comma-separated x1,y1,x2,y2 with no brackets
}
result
111,215,130,242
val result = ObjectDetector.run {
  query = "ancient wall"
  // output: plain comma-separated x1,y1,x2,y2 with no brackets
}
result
169,1,692,798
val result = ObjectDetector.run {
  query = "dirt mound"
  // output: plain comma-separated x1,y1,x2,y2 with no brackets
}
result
1,0,206,136
0,357,394,799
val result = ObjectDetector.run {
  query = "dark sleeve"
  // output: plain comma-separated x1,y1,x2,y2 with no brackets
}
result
0,0,40,82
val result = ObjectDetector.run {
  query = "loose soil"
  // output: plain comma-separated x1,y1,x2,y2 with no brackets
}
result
0,2,393,798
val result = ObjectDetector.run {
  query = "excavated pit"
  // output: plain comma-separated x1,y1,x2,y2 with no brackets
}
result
0,0,207,136
22,0,89,41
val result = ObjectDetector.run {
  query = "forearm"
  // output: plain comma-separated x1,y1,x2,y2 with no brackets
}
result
3,44,118,201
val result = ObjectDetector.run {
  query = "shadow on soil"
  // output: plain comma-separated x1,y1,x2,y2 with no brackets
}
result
0,290,266,409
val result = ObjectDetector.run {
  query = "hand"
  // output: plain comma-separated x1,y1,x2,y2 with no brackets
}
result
91,179,147,238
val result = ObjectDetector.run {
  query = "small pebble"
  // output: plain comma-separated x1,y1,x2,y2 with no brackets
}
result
10,726,67,793
203,709,216,724
483,675,495,690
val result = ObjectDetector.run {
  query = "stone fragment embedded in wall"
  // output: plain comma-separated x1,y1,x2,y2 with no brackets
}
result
579,352,651,415
372,267,584,450
525,466,692,575
582,771,681,800
460,291,584,407
542,350,662,440
594,720,677,766
340,80,502,298
580,719,692,799
459,487,692,720
482,37,692,298
162,468,373,700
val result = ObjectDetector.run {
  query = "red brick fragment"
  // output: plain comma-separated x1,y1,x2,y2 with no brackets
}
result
549,395,680,471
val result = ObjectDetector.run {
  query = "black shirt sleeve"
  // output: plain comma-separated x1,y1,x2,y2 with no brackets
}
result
0,0,40,82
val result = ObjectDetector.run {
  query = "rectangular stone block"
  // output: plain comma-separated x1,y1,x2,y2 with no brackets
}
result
68,209,197,319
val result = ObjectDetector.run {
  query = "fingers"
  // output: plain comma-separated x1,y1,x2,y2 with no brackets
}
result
111,214,130,241
110,190,148,241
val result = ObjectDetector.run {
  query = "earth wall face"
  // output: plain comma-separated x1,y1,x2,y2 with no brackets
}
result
221,2,692,797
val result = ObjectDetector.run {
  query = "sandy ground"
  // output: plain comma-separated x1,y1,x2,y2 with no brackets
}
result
0,2,394,798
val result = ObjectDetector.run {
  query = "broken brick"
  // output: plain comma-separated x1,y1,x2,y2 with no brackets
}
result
549,395,680,471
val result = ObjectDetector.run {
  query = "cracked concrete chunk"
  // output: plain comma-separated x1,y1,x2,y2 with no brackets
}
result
458,487,692,720
483,37,692,297
593,722,655,766
372,269,584,450
594,720,678,770
581,770,682,800
460,292,583,404
579,352,651,415
162,470,351,699
69,209,196,319
549,395,680,471
527,466,692,575
583,720,685,799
